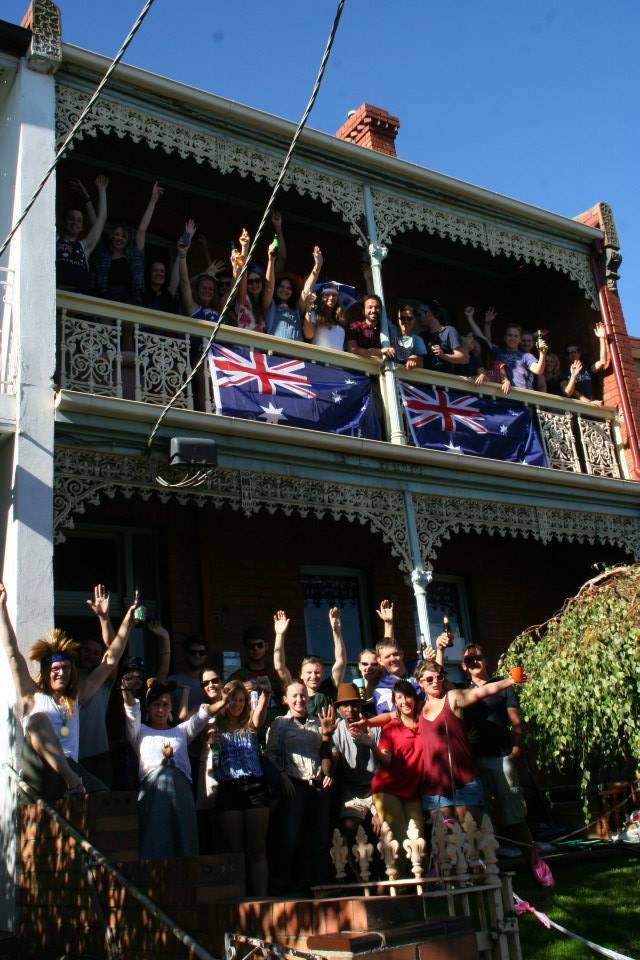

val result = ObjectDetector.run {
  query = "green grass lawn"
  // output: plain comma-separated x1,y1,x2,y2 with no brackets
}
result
511,855,640,959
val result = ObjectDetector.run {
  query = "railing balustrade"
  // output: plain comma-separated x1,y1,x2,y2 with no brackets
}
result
56,291,626,482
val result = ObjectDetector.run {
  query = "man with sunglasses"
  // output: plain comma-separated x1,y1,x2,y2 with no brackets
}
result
389,305,428,369
560,322,610,403
229,625,283,729
460,644,543,865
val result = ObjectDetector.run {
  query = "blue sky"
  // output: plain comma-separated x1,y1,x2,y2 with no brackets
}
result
6,0,639,334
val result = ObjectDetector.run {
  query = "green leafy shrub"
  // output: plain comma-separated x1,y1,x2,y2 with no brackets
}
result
498,564,640,816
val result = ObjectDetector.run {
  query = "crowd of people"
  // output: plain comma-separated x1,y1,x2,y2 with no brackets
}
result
57,176,610,403
0,582,554,897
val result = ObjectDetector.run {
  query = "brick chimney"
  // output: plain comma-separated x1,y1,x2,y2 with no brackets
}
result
336,104,400,157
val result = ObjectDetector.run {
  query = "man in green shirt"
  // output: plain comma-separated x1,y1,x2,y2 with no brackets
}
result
273,607,347,717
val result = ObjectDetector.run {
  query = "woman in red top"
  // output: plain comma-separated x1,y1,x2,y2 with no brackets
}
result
417,660,518,824
370,680,425,877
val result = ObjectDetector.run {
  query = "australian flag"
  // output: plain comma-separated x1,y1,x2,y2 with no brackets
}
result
399,382,547,466
209,344,380,439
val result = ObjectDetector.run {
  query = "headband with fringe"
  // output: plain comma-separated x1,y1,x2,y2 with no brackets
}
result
30,629,80,670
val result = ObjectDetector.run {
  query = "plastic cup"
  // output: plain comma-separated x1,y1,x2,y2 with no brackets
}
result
509,666,524,684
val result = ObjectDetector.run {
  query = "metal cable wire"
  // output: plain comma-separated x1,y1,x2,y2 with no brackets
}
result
0,0,157,261
146,0,347,455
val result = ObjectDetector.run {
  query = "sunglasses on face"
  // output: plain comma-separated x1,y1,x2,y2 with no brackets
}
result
189,649,207,657
201,677,221,687
463,656,484,666
422,676,442,684
247,277,262,285
400,314,414,321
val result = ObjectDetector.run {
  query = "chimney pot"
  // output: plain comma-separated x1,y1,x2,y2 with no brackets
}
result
336,103,400,157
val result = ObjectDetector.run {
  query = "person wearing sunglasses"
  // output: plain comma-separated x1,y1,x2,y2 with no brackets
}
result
229,624,284,732
460,646,554,874
388,305,428,369
416,659,521,825
560,322,610,404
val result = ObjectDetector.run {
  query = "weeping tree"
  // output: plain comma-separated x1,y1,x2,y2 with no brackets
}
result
498,564,640,816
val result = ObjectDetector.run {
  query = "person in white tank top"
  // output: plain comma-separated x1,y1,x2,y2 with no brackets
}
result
0,582,138,800
302,261,347,352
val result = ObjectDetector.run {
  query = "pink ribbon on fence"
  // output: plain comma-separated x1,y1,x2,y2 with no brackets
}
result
514,898,552,928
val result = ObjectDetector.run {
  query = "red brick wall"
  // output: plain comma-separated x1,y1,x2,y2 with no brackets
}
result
57,496,631,672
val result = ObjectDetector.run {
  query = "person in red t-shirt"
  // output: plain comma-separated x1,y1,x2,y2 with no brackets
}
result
369,679,425,877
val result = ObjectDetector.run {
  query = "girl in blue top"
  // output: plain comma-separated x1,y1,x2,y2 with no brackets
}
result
264,243,321,341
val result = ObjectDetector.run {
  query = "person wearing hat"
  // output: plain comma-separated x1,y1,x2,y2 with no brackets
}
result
332,682,383,840
0,581,138,800
302,250,350,351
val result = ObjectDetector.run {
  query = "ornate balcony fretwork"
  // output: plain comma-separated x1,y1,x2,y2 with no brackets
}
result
536,408,580,472
413,494,639,566
576,416,621,479
55,85,368,246
370,190,599,305
134,329,193,408
54,448,412,571
59,312,122,398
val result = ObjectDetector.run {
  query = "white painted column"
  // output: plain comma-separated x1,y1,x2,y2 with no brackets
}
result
0,58,57,932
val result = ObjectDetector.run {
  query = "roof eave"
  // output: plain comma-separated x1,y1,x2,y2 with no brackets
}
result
60,42,603,245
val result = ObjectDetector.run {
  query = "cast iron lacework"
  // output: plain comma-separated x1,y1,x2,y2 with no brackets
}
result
576,416,621,479
536,408,580,472
53,448,412,571
54,448,639,566
55,85,368,246
370,189,599,305
412,493,639,566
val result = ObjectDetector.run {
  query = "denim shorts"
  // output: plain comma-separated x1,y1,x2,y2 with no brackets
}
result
422,778,484,811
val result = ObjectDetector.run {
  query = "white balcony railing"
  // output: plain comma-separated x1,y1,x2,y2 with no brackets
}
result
57,291,625,481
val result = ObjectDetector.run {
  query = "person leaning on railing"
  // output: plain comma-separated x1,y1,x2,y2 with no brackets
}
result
346,295,395,361
421,301,468,374
0,581,137,800
388,305,428,369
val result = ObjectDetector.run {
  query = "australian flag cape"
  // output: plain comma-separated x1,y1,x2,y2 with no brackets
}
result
399,381,547,466
208,344,381,440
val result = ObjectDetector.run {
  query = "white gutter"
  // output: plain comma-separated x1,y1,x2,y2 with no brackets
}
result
60,43,603,246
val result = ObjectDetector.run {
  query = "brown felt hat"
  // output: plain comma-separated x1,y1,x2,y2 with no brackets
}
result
334,682,362,705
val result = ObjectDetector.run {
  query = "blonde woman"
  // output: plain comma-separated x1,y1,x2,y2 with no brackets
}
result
213,678,271,895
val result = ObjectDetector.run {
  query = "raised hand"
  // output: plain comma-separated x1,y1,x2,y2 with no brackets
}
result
86,584,110,618
435,632,452,650
571,359,583,376
207,258,226,277
184,218,197,238
147,619,169,642
239,228,250,253
312,245,323,270
95,174,108,191
268,238,279,259
271,210,282,232
594,321,606,339
484,305,497,326
319,703,336,737
69,178,89,199
375,600,394,624
150,180,164,203
328,607,341,632
464,305,475,320
273,609,290,636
